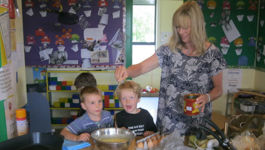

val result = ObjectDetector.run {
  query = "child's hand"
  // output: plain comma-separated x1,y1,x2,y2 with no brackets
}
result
77,133,90,141
143,131,155,137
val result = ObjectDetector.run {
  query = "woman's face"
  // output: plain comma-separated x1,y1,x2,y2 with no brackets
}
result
120,89,140,114
175,17,191,44
176,26,191,44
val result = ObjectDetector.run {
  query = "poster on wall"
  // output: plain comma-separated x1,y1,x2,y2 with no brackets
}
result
4,96,17,139
187,0,259,67
223,69,242,94
22,0,126,70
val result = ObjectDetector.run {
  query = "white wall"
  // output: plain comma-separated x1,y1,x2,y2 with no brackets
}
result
14,1,27,107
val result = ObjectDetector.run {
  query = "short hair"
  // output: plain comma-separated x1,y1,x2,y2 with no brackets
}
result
80,86,102,102
168,0,207,55
74,72,97,91
115,80,142,99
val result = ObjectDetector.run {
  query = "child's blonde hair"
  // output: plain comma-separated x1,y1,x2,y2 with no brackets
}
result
80,86,102,102
115,81,142,99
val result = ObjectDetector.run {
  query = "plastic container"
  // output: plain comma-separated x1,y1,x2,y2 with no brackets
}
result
16,108,28,136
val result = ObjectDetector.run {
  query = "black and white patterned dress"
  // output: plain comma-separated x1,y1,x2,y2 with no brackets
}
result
155,44,226,134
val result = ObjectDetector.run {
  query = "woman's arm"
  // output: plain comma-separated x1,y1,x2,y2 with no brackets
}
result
115,54,159,82
127,54,159,77
208,71,223,101
196,71,223,112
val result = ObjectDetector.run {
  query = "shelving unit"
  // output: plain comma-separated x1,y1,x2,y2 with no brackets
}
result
45,70,122,128
230,90,265,115
228,90,265,136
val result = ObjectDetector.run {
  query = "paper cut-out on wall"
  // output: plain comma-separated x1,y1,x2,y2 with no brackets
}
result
236,0,245,10
248,37,256,47
237,15,244,22
220,37,230,55
91,50,109,64
222,20,241,43
238,55,248,66
234,38,243,56
207,0,216,10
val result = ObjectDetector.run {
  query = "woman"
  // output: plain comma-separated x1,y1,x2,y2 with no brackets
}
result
115,1,226,134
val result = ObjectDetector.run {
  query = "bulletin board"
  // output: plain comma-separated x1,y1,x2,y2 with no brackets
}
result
186,0,259,67
256,0,265,69
22,0,126,69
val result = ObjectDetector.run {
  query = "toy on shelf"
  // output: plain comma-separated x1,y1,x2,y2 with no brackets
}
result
142,85,159,94
52,94,80,108
48,77,76,91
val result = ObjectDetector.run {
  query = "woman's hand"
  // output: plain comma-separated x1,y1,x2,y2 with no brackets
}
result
195,94,209,112
77,133,90,141
115,66,128,83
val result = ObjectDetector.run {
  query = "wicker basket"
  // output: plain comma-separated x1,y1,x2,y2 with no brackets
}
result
228,114,265,137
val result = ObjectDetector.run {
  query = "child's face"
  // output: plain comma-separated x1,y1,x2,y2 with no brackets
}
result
81,93,103,118
120,89,139,114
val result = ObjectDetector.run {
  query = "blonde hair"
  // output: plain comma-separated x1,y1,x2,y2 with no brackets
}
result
80,86,102,102
168,0,208,55
115,81,142,99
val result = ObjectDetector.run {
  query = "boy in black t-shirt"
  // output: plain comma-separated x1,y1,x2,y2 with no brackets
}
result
115,81,157,137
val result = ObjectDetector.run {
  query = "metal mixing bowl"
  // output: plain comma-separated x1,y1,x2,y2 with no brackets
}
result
91,128,135,150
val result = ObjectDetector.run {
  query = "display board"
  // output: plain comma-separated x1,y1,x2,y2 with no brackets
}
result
185,0,259,67
22,0,126,69
256,0,265,69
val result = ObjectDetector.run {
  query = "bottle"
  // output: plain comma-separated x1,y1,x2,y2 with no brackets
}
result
16,108,28,136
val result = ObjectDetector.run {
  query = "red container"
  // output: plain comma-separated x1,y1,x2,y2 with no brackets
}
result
184,94,200,116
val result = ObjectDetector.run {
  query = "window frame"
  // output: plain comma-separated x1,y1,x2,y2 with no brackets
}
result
125,0,157,67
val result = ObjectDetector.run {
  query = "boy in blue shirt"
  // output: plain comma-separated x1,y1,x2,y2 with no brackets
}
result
61,86,113,141
74,72,97,116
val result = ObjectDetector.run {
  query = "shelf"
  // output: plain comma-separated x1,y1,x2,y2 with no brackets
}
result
104,108,123,111
46,70,114,73
234,108,265,117
142,93,159,97
48,90,78,92
52,124,67,126
50,107,80,110
50,107,123,111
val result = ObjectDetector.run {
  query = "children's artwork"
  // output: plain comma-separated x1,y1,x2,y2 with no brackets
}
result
0,64,12,101
222,20,241,43
22,0,126,69
191,0,259,67
0,9,10,68
32,67,46,84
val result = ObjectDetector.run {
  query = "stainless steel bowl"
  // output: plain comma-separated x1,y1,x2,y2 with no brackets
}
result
91,128,135,150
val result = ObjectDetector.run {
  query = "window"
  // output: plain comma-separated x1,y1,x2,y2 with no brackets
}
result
138,96,159,123
132,1,156,64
